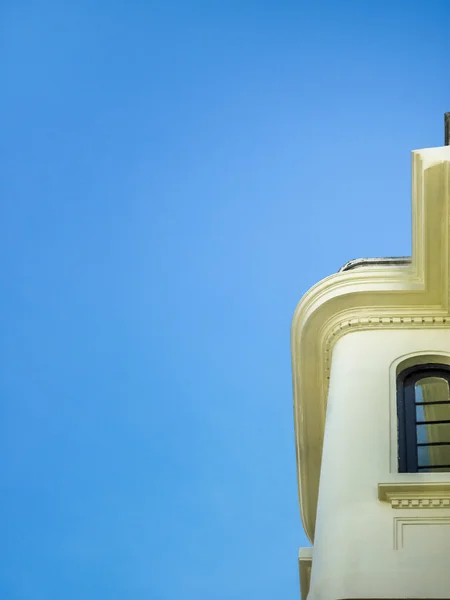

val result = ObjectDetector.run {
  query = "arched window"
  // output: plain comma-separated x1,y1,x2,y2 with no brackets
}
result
397,364,450,472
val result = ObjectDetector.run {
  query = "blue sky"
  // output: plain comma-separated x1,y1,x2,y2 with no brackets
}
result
1,2,450,599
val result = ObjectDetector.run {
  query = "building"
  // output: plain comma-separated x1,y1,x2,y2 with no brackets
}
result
291,142,450,600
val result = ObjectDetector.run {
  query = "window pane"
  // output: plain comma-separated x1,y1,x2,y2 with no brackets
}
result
416,423,450,445
418,444,450,468
415,377,450,403
419,466,450,472
416,403,450,423
418,445,430,467
416,403,424,422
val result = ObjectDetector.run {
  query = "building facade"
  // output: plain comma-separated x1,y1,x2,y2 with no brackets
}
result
291,146,450,599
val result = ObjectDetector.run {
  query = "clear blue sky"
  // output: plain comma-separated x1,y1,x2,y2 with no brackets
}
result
1,2,450,599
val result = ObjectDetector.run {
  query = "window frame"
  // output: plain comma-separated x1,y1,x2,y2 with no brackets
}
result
397,363,450,473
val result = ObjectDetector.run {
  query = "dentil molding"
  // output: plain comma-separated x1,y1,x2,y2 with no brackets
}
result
324,315,450,376
378,482,450,509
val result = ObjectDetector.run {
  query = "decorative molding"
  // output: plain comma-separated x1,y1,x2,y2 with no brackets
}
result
291,149,450,542
391,498,450,508
379,482,450,509
394,516,450,550
324,315,450,376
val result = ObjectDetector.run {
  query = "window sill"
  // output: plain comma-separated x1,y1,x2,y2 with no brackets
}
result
378,482,450,508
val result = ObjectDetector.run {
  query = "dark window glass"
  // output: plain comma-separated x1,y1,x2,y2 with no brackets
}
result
397,365,450,472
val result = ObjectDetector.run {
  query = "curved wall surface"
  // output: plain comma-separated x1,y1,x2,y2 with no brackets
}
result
309,328,450,600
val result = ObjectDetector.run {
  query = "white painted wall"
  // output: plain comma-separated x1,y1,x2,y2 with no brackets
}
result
309,328,450,600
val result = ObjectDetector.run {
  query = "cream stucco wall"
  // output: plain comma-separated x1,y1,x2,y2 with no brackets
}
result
292,148,450,544
308,328,450,600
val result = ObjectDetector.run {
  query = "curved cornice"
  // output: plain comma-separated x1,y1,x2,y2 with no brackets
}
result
291,147,450,542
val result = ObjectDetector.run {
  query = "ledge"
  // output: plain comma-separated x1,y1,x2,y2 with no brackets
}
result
378,482,450,508
298,547,312,600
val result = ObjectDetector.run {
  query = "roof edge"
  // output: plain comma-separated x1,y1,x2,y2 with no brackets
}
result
339,256,412,272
